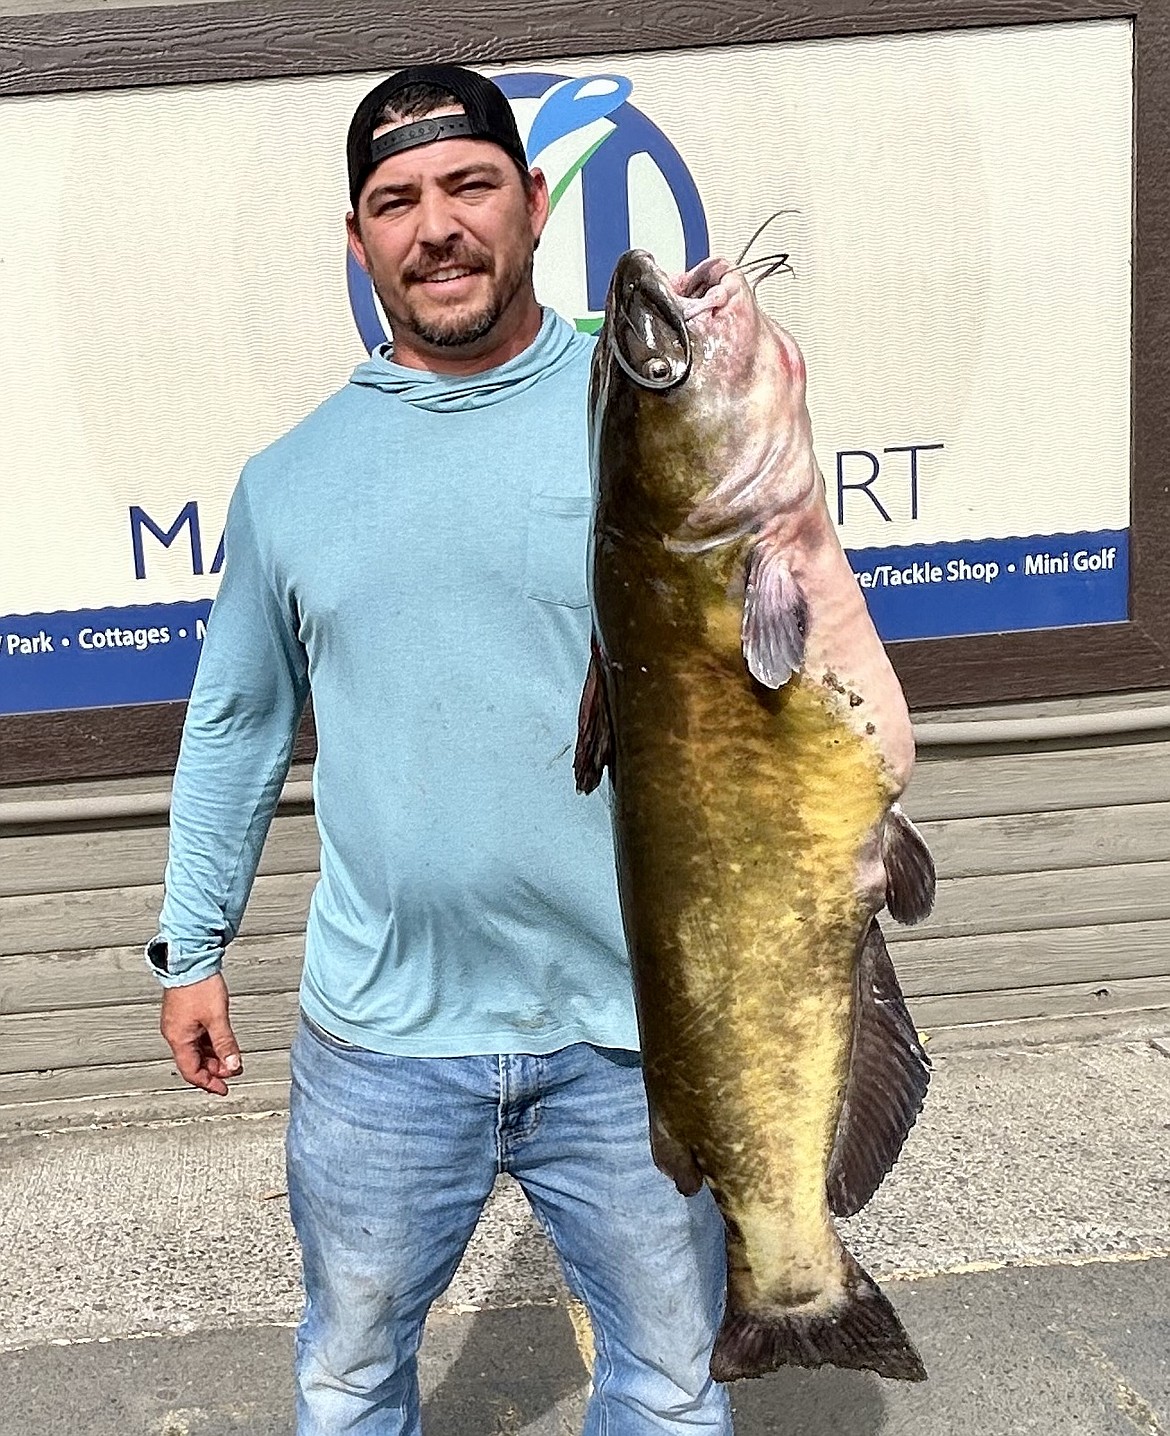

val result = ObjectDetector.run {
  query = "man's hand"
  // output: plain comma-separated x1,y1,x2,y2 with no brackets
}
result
160,974,243,1095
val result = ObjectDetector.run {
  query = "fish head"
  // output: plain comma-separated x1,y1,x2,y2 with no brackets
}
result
590,249,817,552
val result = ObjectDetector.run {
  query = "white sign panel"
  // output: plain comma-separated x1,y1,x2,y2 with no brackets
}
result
0,20,1133,715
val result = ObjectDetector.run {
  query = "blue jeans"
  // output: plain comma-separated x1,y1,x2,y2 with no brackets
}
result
285,1014,732,1435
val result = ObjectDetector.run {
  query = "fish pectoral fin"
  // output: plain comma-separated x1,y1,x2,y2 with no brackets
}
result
826,921,931,1219
882,803,937,924
741,543,807,689
649,1112,704,1197
574,633,614,795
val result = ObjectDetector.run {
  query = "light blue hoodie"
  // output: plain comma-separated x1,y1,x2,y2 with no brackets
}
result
148,309,638,1057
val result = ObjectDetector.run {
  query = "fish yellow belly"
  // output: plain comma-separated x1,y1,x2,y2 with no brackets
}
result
610,624,891,1303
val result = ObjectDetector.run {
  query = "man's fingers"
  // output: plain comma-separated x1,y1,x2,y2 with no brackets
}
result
170,1035,229,1096
207,1014,243,1077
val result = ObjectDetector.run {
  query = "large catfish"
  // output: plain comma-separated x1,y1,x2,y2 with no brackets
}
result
575,250,936,1384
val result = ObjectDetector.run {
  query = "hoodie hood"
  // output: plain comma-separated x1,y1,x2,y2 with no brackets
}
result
348,308,588,414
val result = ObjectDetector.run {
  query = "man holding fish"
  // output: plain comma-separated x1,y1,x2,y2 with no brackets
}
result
148,60,931,1435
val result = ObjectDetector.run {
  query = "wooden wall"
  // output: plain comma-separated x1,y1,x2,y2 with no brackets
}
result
3,693,1170,1131
0,777,317,1128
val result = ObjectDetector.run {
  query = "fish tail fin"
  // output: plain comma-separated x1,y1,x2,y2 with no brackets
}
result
710,1251,926,1384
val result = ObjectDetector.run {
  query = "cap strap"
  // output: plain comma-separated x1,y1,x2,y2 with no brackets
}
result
369,113,477,164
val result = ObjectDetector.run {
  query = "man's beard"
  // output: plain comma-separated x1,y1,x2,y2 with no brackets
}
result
378,245,533,350
408,294,502,348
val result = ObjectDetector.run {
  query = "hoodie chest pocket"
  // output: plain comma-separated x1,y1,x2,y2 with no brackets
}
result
523,495,592,608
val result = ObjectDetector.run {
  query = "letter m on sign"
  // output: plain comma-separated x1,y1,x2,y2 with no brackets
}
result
130,501,204,580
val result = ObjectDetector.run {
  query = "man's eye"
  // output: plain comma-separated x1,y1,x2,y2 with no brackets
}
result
458,182,492,195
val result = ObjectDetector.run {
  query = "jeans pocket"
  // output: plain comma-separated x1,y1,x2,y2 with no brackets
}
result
523,494,591,608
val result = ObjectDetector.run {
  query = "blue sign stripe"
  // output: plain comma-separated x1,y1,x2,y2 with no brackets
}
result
846,530,1128,641
0,602,211,716
0,529,1130,715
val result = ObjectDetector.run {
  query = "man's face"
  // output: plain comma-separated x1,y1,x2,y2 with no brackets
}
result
347,111,549,354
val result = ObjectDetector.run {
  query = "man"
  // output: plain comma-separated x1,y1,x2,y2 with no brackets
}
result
148,64,731,1435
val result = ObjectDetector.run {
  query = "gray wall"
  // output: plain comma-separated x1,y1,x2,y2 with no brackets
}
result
3,689,1169,1131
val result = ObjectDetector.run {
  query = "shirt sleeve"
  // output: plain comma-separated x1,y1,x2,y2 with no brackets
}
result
146,474,311,988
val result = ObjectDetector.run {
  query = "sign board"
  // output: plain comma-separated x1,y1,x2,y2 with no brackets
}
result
0,20,1133,717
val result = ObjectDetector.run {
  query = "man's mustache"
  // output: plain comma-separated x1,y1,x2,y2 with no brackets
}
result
404,248,493,284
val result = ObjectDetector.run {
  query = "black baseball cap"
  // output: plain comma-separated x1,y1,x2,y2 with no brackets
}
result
346,64,529,209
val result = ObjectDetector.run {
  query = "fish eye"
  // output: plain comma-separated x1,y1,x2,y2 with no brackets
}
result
643,357,673,382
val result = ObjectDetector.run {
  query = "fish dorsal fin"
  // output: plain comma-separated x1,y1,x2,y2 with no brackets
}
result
741,544,807,689
883,804,937,925
827,921,931,1219
574,633,614,794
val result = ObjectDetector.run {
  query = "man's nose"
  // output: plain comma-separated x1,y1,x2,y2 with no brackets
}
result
414,186,462,247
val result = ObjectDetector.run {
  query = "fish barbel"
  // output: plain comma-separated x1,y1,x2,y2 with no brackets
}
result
575,250,936,1383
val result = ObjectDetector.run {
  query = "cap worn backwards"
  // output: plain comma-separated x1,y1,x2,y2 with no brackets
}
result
346,63,529,209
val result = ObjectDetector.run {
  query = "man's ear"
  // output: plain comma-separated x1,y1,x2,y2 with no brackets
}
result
527,168,551,247
346,211,370,273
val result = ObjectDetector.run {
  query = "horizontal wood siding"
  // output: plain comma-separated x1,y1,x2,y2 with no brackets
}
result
918,802,1170,877
0,933,304,1015
0,870,317,957
1,722,1169,1124
903,739,1170,818
0,990,301,1074
0,811,321,896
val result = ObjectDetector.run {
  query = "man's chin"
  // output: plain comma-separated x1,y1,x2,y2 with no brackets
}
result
407,302,501,350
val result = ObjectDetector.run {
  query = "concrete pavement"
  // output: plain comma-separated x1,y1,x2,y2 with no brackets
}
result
1,1257,1168,1435
1,1036,1168,1433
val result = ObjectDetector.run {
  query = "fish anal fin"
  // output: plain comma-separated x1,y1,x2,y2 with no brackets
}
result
741,544,807,690
827,921,930,1219
649,1112,703,1197
574,634,613,795
711,1250,926,1383
883,803,937,924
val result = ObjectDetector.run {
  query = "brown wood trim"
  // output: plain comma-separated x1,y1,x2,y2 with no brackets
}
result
0,0,1163,778
0,704,180,787
0,704,317,787
895,624,1169,710
0,0,1140,99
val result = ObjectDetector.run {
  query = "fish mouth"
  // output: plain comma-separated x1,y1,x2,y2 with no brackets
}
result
676,255,738,314
608,250,693,392
606,252,759,395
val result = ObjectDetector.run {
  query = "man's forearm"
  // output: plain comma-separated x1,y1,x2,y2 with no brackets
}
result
148,475,310,986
